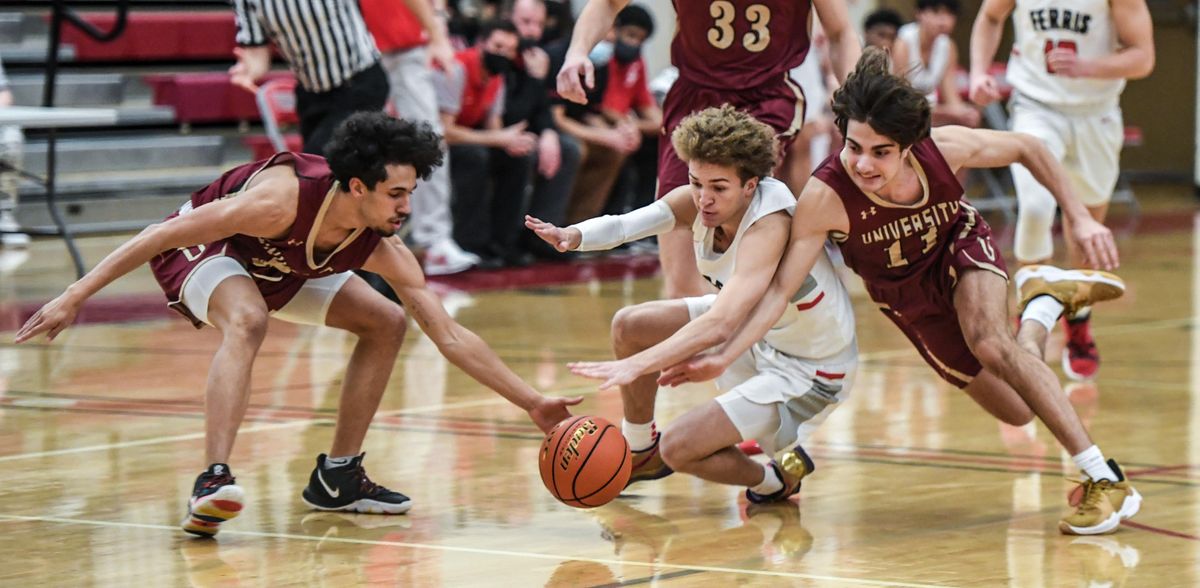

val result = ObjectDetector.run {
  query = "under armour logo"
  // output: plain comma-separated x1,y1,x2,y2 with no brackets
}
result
286,239,303,246
860,207,877,220
213,465,224,475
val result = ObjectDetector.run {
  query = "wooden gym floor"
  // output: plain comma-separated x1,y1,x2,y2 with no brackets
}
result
0,190,1197,586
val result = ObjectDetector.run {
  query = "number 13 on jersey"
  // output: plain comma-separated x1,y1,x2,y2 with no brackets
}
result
708,1,771,52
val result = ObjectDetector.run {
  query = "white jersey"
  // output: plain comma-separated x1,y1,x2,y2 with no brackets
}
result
693,177,856,360
1006,0,1124,111
897,23,951,101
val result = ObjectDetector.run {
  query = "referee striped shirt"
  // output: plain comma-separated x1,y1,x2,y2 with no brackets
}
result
232,0,381,93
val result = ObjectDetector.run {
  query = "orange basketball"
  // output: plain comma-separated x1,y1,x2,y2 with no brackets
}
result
538,416,632,508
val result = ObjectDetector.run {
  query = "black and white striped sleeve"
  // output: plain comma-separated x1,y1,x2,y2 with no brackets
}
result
230,0,269,46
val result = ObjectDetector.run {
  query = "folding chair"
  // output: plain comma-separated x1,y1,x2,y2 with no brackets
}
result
254,77,303,154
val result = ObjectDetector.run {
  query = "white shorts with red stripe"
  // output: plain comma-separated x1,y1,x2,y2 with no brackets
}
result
685,294,859,456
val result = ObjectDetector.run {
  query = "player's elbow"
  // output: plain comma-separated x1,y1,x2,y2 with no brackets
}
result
139,221,183,254
1013,132,1047,167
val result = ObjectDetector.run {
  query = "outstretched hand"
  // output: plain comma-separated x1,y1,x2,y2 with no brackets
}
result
14,292,81,343
568,358,646,390
524,215,581,252
1070,216,1119,271
529,395,584,433
657,353,726,387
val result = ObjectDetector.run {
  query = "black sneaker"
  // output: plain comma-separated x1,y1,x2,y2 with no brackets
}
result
181,463,245,537
301,453,412,514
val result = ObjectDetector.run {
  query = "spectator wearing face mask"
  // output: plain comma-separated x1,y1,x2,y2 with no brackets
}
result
548,4,661,224
434,20,541,267
501,0,583,262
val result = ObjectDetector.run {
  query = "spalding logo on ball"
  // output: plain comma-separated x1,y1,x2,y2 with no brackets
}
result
539,416,632,508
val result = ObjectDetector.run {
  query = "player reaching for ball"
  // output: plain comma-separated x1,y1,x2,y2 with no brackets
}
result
14,112,580,537
527,105,858,504
662,49,1138,535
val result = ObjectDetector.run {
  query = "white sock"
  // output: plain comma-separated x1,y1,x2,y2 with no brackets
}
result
1072,445,1118,482
622,419,657,452
324,455,356,469
1022,295,1065,332
750,462,784,495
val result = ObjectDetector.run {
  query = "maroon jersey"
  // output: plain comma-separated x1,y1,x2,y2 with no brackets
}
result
671,0,811,88
150,152,381,323
814,138,975,291
813,138,1008,388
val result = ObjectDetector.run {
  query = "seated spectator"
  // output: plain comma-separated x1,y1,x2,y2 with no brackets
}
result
863,8,903,52
892,0,981,127
0,56,26,249
505,0,582,261
435,20,541,267
360,0,481,275
549,4,661,224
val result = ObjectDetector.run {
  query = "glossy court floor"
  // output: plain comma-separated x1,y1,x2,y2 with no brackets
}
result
1,192,1198,587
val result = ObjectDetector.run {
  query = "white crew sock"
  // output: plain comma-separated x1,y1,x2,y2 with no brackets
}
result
1022,295,1065,332
622,419,657,452
750,462,784,495
1072,445,1118,482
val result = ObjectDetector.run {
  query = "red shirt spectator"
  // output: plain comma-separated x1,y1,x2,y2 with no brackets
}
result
600,57,652,116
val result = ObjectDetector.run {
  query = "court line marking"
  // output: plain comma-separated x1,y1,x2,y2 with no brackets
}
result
0,311,1190,464
0,513,953,588
0,385,598,463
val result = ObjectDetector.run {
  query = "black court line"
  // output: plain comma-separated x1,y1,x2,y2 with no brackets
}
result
592,568,708,587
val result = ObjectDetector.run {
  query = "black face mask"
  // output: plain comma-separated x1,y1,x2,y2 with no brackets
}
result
482,51,513,76
518,36,538,52
613,40,641,64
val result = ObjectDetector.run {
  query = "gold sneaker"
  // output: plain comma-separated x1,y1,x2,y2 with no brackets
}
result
1059,460,1142,535
746,446,815,504
626,436,673,487
1016,265,1125,316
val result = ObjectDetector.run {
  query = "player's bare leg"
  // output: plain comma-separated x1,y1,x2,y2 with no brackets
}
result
657,228,711,299
610,299,691,483
954,269,1091,453
323,275,407,457
301,274,413,515
183,275,265,536
962,370,1034,427
956,268,1138,535
203,276,270,465
661,402,810,504
658,401,760,485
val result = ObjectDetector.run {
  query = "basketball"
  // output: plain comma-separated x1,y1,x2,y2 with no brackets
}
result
538,416,632,508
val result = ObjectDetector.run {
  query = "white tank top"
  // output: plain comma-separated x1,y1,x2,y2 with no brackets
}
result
1006,0,1124,111
897,23,951,102
693,177,856,360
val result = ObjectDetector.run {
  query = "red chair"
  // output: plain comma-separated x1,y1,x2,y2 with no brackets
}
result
254,78,303,155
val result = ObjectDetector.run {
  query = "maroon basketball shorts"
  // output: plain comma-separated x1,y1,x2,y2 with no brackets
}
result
656,74,806,199
869,207,1009,388
149,238,343,329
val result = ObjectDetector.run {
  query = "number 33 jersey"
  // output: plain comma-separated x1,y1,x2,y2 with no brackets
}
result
1006,0,1123,110
672,0,811,88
